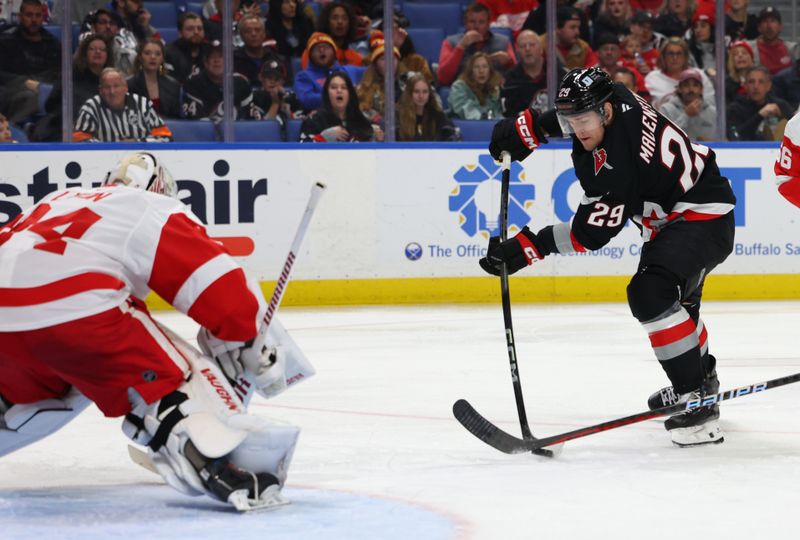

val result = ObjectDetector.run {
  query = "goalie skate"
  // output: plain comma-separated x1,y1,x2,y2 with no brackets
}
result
228,484,290,513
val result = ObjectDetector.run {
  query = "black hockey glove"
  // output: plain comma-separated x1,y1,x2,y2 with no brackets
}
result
488,109,548,162
479,226,546,276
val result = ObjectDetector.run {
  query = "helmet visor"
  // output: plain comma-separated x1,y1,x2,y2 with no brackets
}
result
557,109,605,136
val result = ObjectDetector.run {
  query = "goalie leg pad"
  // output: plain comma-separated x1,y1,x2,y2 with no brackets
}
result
0,387,91,458
123,346,299,506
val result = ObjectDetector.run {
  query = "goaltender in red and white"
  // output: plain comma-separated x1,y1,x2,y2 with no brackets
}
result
775,112,800,208
0,152,314,511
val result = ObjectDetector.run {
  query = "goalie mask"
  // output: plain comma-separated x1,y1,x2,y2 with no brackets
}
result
105,152,177,198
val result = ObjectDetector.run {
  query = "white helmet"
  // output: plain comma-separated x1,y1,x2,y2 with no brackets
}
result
104,152,177,198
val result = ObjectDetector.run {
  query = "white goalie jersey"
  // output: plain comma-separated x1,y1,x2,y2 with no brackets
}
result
774,112,800,208
0,185,265,340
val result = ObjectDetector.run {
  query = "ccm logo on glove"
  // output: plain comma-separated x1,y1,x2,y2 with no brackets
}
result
515,110,540,150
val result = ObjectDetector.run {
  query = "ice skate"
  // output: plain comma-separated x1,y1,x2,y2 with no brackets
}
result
664,391,724,447
647,355,719,410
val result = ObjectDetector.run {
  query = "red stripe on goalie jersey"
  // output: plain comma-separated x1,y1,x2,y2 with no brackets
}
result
187,267,261,342
148,213,260,341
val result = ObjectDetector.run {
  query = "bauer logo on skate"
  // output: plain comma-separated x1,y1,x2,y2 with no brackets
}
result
448,154,535,238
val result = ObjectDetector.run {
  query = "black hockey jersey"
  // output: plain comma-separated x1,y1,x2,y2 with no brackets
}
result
182,71,254,121
536,83,736,256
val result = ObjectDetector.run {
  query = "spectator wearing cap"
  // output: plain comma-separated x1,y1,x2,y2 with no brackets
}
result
747,7,800,76
501,29,564,117
127,37,182,119
250,61,303,124
357,34,403,124
725,0,758,42
165,12,207,84
725,40,754,102
476,0,538,37
300,2,365,69
653,0,692,38
540,6,597,70
521,1,591,42
78,8,122,42
595,33,642,84
448,51,503,120
658,68,716,141
628,10,665,67
727,65,793,141
0,0,61,124
592,0,633,49
73,67,172,142
234,13,291,89
294,32,362,112
182,41,255,121
645,36,714,108
687,4,716,78
266,0,315,59
773,56,800,111
438,2,516,86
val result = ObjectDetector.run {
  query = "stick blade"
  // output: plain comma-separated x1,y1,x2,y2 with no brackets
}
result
453,399,548,455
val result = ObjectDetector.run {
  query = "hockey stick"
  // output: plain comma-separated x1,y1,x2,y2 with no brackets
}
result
453,370,800,455
451,153,557,457
236,181,326,406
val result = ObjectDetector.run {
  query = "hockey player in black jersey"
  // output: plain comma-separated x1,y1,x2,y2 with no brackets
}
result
482,67,736,447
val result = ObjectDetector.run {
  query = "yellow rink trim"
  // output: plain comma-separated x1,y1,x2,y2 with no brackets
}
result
144,274,800,309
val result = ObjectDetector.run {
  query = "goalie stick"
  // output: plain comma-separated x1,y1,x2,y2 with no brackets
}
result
235,181,326,406
453,370,800,455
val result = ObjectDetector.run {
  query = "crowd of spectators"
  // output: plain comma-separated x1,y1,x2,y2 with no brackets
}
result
2,0,800,143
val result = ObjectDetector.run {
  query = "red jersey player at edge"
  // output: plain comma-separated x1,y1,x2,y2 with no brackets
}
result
0,152,299,511
774,111,800,208
482,68,737,448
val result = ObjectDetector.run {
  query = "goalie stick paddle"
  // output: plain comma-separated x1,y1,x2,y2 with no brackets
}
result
236,181,326,407
453,370,800,455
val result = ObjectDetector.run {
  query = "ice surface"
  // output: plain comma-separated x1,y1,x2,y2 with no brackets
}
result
2,302,800,539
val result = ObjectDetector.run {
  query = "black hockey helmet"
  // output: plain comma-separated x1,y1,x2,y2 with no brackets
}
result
555,67,614,118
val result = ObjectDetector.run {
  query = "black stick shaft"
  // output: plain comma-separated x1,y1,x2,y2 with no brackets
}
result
499,152,532,439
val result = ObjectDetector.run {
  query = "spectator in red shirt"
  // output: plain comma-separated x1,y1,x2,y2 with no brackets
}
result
540,5,597,70
747,7,800,76
438,2,515,86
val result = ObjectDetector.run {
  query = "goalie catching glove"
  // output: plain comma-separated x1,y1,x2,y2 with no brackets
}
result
489,109,548,162
479,226,546,276
198,325,287,400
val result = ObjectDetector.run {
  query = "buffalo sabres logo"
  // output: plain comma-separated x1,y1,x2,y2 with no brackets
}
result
593,147,613,175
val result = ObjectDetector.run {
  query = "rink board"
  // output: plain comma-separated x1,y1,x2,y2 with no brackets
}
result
0,143,797,305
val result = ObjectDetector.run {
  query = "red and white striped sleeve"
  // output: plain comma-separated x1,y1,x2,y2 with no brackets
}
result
128,199,265,343
775,113,800,208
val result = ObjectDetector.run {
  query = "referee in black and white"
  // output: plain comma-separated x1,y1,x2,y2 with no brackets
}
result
73,67,173,142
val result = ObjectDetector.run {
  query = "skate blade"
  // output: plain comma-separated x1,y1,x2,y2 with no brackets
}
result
228,485,290,513
670,420,725,448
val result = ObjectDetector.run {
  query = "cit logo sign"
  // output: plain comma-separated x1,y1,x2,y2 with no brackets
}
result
448,154,535,238
405,242,423,260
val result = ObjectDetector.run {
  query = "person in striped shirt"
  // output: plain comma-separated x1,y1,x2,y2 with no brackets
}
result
73,67,172,142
